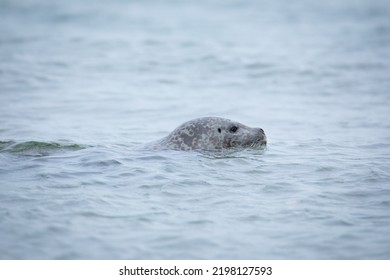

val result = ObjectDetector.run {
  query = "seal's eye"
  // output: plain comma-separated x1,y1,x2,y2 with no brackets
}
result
218,128,221,133
229,126,238,133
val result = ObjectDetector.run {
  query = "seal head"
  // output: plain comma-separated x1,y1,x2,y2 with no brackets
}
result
150,117,267,151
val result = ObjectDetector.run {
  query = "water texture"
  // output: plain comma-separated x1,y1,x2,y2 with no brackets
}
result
1,0,390,259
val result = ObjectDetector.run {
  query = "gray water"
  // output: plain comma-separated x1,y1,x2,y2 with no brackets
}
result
1,0,390,259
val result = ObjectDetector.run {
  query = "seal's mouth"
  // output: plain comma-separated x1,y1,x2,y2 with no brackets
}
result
247,136,266,149
257,128,267,146
261,135,267,145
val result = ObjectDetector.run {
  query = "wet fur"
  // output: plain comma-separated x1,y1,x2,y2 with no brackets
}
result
149,117,266,151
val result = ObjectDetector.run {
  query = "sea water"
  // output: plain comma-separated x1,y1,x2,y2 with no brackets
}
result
1,0,390,259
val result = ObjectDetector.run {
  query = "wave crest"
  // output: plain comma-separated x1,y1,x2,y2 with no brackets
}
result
0,140,86,156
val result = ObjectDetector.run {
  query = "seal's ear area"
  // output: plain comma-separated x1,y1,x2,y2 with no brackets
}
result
218,128,221,133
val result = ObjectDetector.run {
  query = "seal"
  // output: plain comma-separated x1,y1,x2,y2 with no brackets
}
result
148,117,267,151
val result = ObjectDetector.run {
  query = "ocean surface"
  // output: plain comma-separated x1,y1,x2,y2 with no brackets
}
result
1,0,390,259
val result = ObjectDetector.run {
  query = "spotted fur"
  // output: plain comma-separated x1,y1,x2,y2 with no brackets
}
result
148,117,267,151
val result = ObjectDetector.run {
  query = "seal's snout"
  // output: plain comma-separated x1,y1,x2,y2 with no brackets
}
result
257,128,267,145
262,134,267,145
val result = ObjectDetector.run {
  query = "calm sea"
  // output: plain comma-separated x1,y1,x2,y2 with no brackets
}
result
1,0,390,259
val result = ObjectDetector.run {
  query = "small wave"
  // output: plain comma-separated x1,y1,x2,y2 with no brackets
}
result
0,140,87,156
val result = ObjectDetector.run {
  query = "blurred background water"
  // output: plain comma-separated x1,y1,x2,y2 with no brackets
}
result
1,0,390,259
